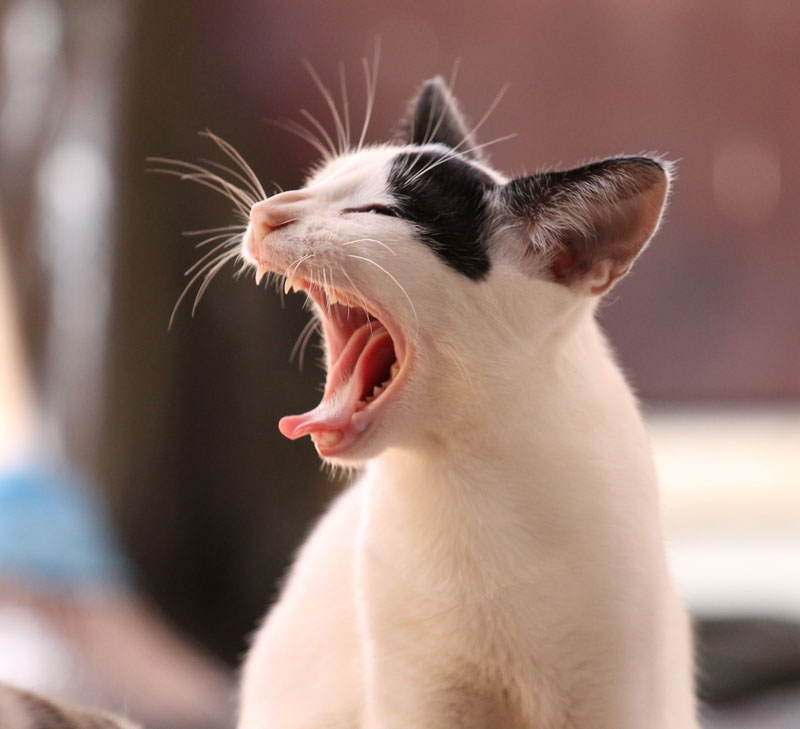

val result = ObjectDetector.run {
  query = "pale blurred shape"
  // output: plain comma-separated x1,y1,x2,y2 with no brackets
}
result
669,535,800,619
36,138,113,448
38,140,112,238
651,408,800,618
1,0,61,72
653,408,800,531
0,0,63,154
0,605,77,695
712,134,782,225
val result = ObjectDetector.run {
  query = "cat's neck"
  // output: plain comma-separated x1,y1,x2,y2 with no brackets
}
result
367,301,661,541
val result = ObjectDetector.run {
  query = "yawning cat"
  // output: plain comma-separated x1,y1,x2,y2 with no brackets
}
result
237,77,698,728
0,75,698,729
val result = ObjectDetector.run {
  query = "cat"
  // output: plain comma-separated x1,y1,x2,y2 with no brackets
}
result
236,76,699,729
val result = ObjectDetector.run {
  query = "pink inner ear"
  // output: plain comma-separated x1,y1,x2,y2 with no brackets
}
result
550,249,575,279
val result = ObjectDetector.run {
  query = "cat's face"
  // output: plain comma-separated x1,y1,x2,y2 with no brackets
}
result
242,78,670,465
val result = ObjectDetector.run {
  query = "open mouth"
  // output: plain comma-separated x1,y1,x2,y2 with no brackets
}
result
276,276,409,457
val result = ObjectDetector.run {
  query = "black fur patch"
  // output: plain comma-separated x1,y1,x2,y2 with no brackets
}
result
405,77,479,157
501,157,666,219
388,150,494,280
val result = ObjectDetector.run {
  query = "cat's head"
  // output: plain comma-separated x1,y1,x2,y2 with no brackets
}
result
242,77,670,465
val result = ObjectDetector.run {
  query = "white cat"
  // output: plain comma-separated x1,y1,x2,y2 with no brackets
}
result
237,77,699,729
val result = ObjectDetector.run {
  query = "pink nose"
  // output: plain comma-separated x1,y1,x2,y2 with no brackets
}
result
249,191,308,242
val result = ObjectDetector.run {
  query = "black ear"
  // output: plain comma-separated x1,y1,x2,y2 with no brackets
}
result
501,157,671,295
402,77,483,160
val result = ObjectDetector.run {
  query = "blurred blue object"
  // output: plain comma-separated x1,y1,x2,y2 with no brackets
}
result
0,460,131,592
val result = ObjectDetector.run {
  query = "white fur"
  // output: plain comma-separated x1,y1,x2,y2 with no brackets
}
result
238,144,698,728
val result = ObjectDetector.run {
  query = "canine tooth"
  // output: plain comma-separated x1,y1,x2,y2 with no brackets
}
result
284,273,304,295
255,265,268,286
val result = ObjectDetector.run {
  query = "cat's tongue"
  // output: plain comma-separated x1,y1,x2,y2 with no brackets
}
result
278,322,394,442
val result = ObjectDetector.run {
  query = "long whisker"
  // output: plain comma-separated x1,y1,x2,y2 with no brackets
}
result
338,266,375,336
199,129,267,201
185,234,242,275
440,341,478,398
155,158,257,208
340,238,396,256
147,165,248,209
404,133,518,186
193,250,238,316
357,38,381,151
461,82,510,149
338,61,351,152
299,318,322,372
346,254,419,337
169,248,237,328
183,224,247,237
322,268,332,315
198,158,264,203
152,173,250,224
148,159,254,215
233,259,251,280
287,253,316,281
408,78,508,183
186,230,244,250
302,58,347,155
408,58,461,169
299,109,339,160
424,57,461,146
268,118,333,161
154,133,268,330
290,315,321,367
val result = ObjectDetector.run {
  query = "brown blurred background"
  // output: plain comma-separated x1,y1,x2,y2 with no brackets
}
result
1,0,798,708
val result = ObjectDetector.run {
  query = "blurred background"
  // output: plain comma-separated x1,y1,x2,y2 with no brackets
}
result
0,0,798,727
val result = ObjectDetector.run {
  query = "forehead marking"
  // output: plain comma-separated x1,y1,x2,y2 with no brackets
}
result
388,150,494,280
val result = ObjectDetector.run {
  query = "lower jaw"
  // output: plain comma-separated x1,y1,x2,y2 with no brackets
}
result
311,425,369,458
307,367,411,460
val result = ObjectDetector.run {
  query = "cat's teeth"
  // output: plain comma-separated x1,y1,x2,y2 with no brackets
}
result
255,265,268,286
283,274,303,295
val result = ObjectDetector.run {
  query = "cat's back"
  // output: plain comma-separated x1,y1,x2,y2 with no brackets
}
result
238,481,364,729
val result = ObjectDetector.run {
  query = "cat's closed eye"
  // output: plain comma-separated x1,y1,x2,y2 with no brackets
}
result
344,204,399,217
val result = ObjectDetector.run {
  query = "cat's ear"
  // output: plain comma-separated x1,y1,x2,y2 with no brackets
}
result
500,157,671,295
402,77,483,160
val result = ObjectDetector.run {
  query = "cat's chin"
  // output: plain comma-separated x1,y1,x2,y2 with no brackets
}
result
275,278,413,462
